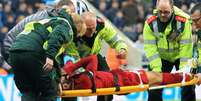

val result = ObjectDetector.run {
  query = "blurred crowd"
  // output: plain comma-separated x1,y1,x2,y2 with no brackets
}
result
0,0,201,44
0,0,45,50
88,0,200,68
88,0,150,42
0,0,201,68
89,0,200,42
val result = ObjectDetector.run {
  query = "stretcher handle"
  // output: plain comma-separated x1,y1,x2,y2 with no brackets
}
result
149,77,199,90
61,84,149,97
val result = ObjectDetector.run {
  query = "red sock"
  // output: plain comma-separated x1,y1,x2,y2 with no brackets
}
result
162,73,191,85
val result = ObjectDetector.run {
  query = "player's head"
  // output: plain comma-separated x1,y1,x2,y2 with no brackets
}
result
156,0,174,22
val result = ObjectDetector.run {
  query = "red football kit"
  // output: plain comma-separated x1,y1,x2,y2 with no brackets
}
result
63,55,191,90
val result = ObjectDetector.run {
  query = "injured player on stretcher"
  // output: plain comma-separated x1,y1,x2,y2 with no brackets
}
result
61,55,201,90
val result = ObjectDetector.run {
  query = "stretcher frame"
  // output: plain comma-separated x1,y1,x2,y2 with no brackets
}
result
61,77,199,97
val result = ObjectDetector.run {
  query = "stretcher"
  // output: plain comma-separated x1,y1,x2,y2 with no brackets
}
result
61,77,199,97
149,76,199,90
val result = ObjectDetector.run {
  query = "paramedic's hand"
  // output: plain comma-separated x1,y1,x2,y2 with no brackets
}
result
43,57,54,72
117,49,127,59
195,73,201,85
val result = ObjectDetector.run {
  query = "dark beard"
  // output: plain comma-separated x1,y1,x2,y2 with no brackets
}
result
158,13,173,22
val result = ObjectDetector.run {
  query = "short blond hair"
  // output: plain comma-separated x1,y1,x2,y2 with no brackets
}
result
71,13,86,37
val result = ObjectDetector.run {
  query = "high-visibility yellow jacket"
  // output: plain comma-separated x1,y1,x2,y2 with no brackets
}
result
194,30,201,67
197,41,201,67
50,17,128,65
143,6,192,72
72,18,128,59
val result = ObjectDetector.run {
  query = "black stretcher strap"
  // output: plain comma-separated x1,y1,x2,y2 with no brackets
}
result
85,71,97,93
113,73,120,92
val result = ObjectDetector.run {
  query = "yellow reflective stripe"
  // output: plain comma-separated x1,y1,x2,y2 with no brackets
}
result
38,19,53,32
177,21,182,31
55,45,65,61
198,43,201,48
47,26,52,32
42,17,73,35
18,21,37,36
38,19,51,24
180,58,190,62
158,48,179,52
144,40,157,44
153,20,158,32
180,39,192,44
107,34,120,45
24,22,36,32
152,20,160,38
148,54,160,62
21,19,52,35
43,41,48,50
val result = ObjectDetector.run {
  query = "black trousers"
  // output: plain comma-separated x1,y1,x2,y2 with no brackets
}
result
148,59,196,101
9,51,59,101
97,54,113,101
61,97,77,101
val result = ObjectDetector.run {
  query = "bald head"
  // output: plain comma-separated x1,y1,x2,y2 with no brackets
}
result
157,0,173,7
191,3,201,30
156,0,173,22
81,12,97,37
81,12,96,25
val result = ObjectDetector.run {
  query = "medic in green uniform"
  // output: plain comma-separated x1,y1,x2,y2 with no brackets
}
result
9,9,86,101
